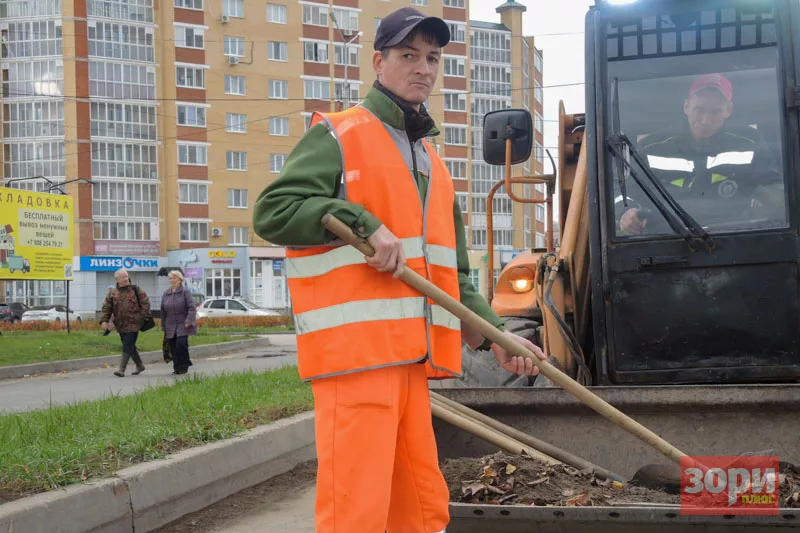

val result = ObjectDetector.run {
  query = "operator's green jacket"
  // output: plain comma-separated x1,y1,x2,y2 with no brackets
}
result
253,86,504,350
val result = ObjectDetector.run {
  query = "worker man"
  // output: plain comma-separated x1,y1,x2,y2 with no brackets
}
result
618,73,782,236
253,7,546,533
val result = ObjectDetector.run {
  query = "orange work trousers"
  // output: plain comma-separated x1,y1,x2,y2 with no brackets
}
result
311,363,450,533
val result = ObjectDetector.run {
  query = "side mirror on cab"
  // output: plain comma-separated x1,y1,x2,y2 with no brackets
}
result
482,109,534,166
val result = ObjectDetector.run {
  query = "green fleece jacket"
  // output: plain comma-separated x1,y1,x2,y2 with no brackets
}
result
253,87,504,348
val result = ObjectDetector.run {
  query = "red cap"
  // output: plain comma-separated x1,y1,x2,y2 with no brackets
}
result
689,73,733,101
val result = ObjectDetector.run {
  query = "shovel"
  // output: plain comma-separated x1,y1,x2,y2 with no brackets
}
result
321,214,690,475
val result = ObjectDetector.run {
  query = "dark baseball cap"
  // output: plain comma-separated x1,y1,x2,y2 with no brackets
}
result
374,7,450,51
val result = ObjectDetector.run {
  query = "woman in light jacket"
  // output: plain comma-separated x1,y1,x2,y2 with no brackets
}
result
160,270,197,375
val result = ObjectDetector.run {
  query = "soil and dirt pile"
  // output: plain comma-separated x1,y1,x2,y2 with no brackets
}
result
441,452,800,508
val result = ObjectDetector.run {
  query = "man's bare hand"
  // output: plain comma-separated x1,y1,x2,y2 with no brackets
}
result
491,331,547,376
366,225,405,279
619,207,647,236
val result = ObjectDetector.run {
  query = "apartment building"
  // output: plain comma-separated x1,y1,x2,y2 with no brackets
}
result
0,0,543,311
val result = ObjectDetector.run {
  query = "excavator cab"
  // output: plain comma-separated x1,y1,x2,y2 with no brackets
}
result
586,0,800,384
480,0,800,387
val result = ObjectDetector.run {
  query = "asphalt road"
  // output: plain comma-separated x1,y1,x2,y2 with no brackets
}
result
0,334,298,413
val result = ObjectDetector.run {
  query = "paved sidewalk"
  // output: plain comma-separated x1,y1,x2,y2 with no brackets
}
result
0,335,297,413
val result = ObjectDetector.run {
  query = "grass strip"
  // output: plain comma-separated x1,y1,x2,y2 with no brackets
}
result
0,330,255,367
0,367,313,504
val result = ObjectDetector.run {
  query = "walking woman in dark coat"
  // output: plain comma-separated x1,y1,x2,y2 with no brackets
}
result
161,270,197,374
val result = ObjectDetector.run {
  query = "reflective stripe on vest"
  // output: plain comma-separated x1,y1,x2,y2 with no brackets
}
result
647,155,695,173
707,151,754,169
294,297,460,335
286,237,456,279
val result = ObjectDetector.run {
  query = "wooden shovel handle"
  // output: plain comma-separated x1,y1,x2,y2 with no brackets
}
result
321,214,688,465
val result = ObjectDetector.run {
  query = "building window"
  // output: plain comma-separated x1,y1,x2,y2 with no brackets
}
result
332,8,358,32
225,75,245,95
5,280,67,309
444,125,467,146
334,81,359,102
92,181,158,218
535,112,544,134
227,188,248,208
174,25,204,49
471,29,512,64
447,22,466,43
302,4,328,27
444,56,466,77
266,3,286,24
268,41,287,61
1,0,61,18
178,143,208,165
205,268,241,297
270,117,288,136
226,113,246,133
222,0,243,18
471,229,512,250
411,0,428,5
3,101,64,138
443,0,464,7
94,220,154,241
535,232,546,249
471,162,504,194
175,0,202,9
175,65,205,89
456,192,468,213
88,60,156,98
334,44,358,66
88,0,154,24
443,92,466,112
224,36,245,57
88,24,152,62
445,159,467,180
179,182,208,204
228,226,249,245
469,268,481,293
179,221,209,243
1,59,63,98
269,79,288,99
534,48,543,72
176,103,207,128
471,96,510,127
304,79,330,100
1,21,62,59
471,64,511,97
535,143,544,166
3,141,65,184
536,204,545,222
374,18,382,32
535,80,543,103
226,151,247,170
303,113,313,131
270,153,287,173
303,41,328,63
91,142,157,180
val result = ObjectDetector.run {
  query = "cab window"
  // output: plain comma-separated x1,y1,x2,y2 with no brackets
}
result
606,4,787,239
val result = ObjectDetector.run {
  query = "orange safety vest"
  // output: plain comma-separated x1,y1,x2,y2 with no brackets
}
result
286,106,462,382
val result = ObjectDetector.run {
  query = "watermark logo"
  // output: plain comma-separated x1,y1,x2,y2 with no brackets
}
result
680,455,780,515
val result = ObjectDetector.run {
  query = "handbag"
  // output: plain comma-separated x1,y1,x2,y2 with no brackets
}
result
132,285,156,332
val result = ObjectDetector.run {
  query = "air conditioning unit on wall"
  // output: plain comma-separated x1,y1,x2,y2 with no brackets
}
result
211,228,223,237
228,55,239,65
219,14,230,23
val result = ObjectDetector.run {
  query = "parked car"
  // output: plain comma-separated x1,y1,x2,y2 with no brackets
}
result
21,305,85,324
0,302,29,323
196,298,279,319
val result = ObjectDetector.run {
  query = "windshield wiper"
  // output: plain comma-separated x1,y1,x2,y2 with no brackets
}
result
609,78,714,251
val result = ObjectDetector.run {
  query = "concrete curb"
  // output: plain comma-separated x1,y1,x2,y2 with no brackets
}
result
0,337,271,381
0,411,316,533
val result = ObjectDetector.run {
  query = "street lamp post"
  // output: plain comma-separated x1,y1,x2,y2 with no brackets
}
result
329,13,362,109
